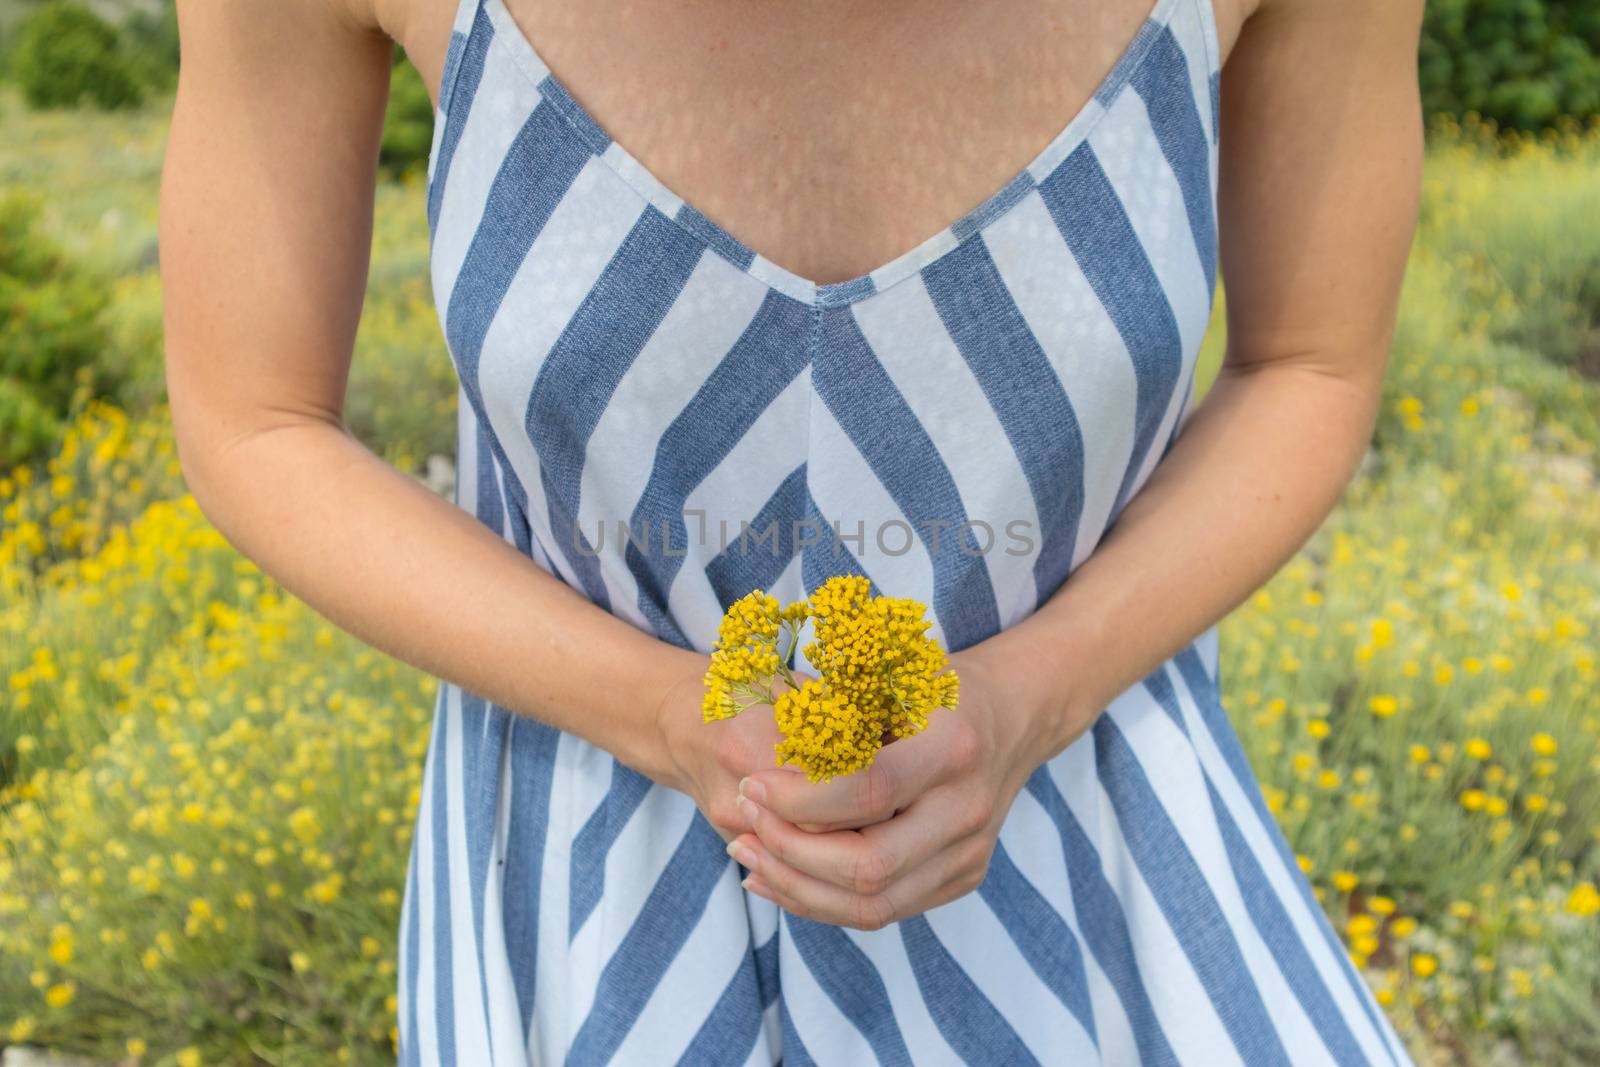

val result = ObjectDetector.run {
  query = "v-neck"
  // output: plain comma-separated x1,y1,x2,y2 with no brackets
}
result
476,0,1190,307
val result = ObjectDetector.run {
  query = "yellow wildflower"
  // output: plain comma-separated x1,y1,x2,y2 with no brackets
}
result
309,874,344,904
288,806,319,842
1566,883,1600,917
47,925,73,965
704,576,959,781
701,590,790,723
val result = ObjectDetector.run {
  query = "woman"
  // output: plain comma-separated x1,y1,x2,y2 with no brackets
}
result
160,0,1425,1062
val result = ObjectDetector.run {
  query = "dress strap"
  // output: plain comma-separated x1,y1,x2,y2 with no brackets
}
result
437,0,487,118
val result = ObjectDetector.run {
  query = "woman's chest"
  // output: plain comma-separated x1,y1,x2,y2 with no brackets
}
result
412,0,1178,287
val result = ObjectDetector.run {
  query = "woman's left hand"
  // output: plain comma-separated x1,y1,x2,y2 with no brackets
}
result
724,643,1089,930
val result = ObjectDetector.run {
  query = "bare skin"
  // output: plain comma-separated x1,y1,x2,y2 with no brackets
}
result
396,0,1245,287
161,0,1425,932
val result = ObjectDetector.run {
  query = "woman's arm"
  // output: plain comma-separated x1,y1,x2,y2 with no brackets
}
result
999,0,1427,746
726,0,1427,929
160,0,716,790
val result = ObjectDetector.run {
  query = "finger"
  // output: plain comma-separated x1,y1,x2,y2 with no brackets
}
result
764,766,845,833
732,829,979,931
743,744,934,830
730,831,901,930
774,758,876,831
786,771,903,833
737,790,970,897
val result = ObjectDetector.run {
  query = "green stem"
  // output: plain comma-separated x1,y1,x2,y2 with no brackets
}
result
773,619,805,692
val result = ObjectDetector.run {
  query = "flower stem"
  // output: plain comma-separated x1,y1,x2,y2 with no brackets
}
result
773,618,804,692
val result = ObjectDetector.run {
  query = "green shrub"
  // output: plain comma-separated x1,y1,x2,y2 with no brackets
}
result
380,48,434,178
10,1,145,111
0,376,63,472
122,0,180,95
1421,0,1600,129
0,190,114,468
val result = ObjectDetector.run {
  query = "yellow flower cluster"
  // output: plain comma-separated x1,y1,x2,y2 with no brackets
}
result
701,590,809,722
703,575,959,782
1,403,427,1063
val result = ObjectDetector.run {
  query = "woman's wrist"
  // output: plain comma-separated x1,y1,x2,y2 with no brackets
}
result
956,620,1102,776
648,655,711,794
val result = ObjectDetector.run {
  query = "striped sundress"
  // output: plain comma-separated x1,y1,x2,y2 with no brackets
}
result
397,0,1418,1063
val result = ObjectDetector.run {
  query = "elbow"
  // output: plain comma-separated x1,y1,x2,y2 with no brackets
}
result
166,385,335,524
167,389,230,525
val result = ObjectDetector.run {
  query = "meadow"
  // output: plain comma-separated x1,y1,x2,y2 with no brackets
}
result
1,80,1597,1065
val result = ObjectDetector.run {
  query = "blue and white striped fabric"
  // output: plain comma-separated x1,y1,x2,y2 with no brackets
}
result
397,0,1417,1062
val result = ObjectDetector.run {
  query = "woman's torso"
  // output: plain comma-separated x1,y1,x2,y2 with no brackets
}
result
392,9,1425,1064
412,0,1227,656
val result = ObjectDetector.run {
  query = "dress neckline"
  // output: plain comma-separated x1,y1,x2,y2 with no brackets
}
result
474,0,1192,307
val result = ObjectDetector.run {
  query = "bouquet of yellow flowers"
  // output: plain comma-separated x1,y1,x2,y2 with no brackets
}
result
702,574,960,782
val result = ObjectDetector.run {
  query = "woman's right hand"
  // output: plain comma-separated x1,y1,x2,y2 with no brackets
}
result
654,662,793,845
657,661,889,844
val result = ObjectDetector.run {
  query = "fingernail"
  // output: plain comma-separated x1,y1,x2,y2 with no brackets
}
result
738,777,766,805
730,844,757,868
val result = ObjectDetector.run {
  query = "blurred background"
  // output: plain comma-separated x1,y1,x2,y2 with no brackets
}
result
0,0,1596,1064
